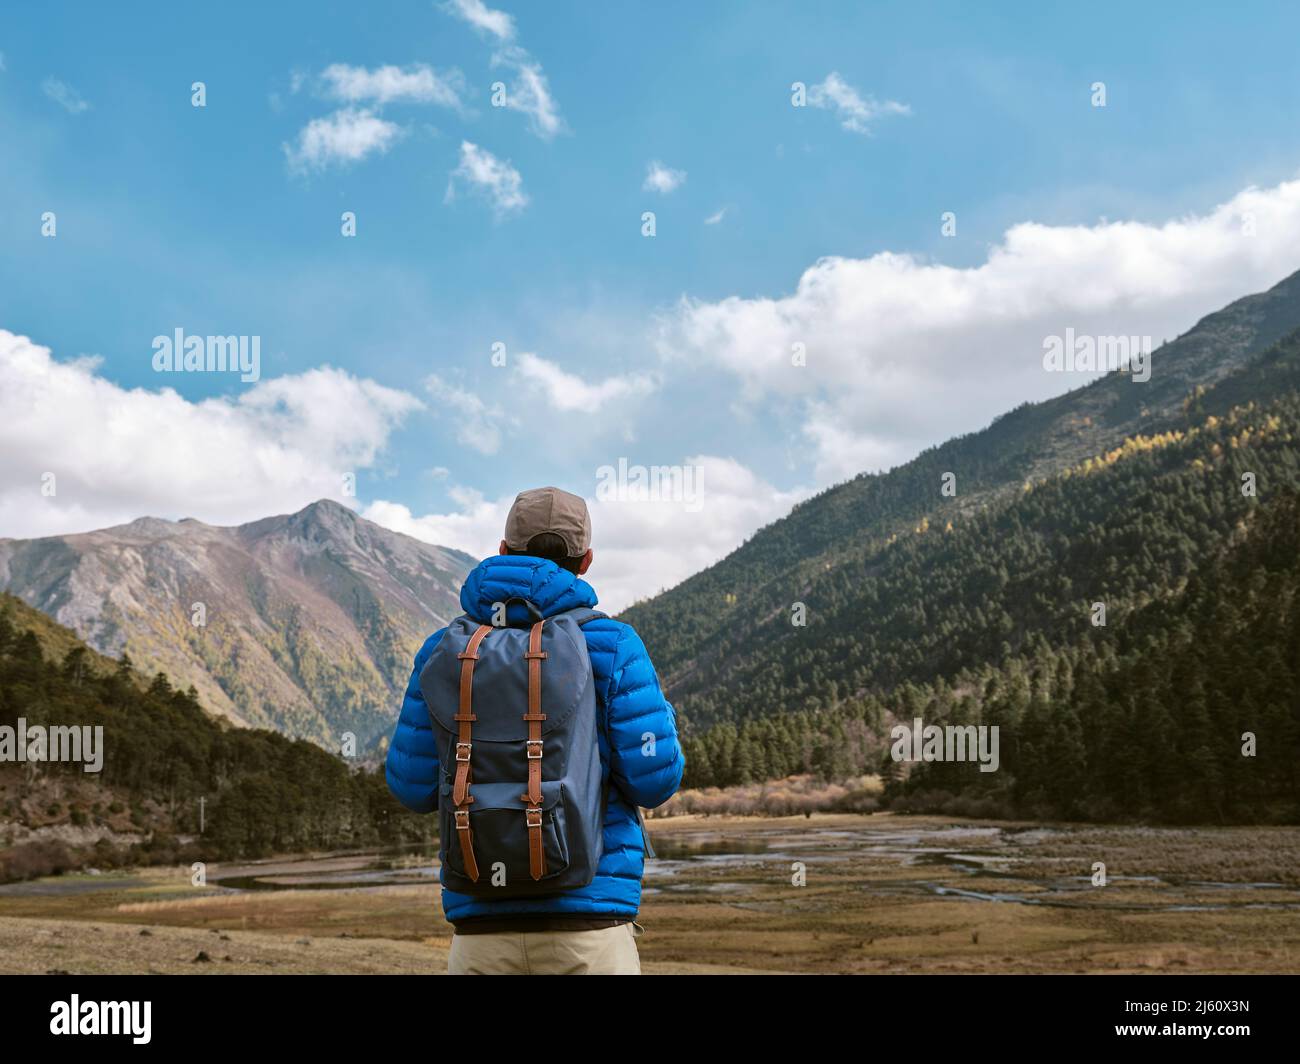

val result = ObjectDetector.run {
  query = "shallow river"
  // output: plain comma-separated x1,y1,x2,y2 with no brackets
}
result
198,821,1300,914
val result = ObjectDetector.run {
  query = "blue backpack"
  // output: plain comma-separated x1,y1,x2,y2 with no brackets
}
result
419,602,606,897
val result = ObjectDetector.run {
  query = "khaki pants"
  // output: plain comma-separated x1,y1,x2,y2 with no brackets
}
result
448,922,643,975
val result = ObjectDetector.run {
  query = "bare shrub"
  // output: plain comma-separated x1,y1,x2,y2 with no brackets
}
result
0,839,77,882
646,774,881,818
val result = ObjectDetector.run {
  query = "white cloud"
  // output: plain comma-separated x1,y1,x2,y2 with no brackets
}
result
516,353,657,412
42,78,90,114
643,161,687,195
446,140,528,216
0,330,421,539
443,0,515,41
491,47,564,139
704,207,728,226
661,177,1300,484
419,355,654,454
283,63,464,175
806,72,909,135
443,0,565,139
284,107,404,171
364,487,505,561
424,373,516,454
362,455,807,612
318,62,466,108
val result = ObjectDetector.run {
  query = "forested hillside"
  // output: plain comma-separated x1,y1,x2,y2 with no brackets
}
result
671,320,1300,823
0,594,431,881
888,488,1300,823
624,267,1300,691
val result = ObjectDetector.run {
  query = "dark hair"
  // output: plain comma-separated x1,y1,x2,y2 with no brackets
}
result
507,532,584,574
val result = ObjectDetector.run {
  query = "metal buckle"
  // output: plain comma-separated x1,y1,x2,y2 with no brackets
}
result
455,742,472,762
454,810,471,829
525,807,543,828
525,740,543,759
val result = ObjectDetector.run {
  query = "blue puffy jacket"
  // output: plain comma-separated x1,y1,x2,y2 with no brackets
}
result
385,554,685,924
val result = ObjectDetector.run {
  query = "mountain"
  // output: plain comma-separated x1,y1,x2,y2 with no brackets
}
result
643,309,1300,820
622,267,1300,735
0,501,474,748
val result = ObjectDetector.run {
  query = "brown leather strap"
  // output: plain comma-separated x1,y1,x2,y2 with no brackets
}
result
454,809,479,882
452,625,491,806
526,806,544,880
522,620,547,880
452,624,491,882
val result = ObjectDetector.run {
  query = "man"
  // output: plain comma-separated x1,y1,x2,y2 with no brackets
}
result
385,486,685,975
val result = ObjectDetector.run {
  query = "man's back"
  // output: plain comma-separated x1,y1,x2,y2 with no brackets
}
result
386,552,685,944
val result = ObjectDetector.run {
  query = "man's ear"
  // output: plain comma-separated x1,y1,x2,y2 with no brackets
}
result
577,548,594,576
499,539,510,556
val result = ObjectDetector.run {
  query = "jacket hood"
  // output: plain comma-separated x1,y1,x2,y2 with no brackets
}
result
459,554,598,625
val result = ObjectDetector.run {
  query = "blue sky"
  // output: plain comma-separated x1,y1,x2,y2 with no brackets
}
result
4,1,1300,609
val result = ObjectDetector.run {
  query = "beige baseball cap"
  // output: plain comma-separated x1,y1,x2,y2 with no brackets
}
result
503,486,592,556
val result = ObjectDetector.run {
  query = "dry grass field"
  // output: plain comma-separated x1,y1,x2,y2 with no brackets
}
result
2,813,1298,975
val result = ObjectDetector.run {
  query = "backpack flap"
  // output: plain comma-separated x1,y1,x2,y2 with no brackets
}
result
419,614,593,740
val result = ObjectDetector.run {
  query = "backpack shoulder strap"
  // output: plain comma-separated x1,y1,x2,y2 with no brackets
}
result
451,622,492,884
564,607,608,627
522,620,548,881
